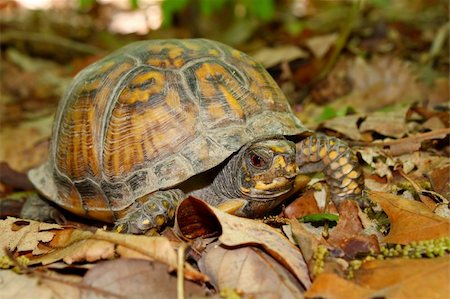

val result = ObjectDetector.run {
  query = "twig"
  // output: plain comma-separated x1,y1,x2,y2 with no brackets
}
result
352,128,450,147
314,0,361,83
177,243,187,299
0,30,103,55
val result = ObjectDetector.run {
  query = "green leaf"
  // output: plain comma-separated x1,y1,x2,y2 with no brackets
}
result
298,213,339,224
200,0,228,16
162,0,190,26
245,0,275,22
316,106,337,122
130,0,139,9
78,0,96,10
285,20,304,36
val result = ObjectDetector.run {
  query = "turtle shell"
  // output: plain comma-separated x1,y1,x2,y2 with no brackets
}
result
28,39,307,222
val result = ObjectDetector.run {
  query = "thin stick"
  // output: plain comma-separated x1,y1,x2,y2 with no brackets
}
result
177,243,187,299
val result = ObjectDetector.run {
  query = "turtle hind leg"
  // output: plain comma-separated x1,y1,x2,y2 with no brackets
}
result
296,134,365,206
114,189,186,234
20,193,66,224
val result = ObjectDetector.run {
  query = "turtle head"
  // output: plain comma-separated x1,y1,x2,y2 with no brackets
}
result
238,137,297,200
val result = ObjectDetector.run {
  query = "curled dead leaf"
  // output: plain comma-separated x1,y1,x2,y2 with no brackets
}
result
176,197,311,289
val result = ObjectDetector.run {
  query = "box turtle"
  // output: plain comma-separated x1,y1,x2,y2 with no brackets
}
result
27,39,363,234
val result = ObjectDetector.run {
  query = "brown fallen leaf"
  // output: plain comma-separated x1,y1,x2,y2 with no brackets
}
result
0,217,61,255
368,191,450,244
359,108,409,139
281,189,322,219
0,115,53,173
321,115,363,141
289,218,330,278
369,128,450,156
81,259,207,299
199,242,305,298
429,165,450,200
354,257,450,299
327,200,380,258
176,197,311,289
251,45,308,68
305,272,374,299
0,269,81,299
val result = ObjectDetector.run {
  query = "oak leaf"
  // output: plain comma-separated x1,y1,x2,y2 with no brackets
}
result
368,191,450,244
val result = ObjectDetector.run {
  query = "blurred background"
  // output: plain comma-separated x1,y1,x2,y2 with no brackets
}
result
0,0,448,190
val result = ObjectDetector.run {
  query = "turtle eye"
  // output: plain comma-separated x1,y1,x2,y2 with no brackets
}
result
250,153,267,168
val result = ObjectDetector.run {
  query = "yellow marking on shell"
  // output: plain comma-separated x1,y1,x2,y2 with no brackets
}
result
218,85,244,118
231,49,243,58
339,147,346,153
166,89,181,110
104,91,197,177
208,49,220,56
339,157,348,166
121,71,165,104
208,102,226,119
142,219,150,225
303,138,310,146
342,164,353,174
319,147,327,158
329,151,338,160
354,187,362,194
311,145,317,153
348,170,359,179
329,139,336,146
168,47,183,59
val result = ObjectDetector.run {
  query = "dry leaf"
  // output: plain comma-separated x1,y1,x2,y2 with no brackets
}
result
321,115,363,141
305,272,374,299
327,200,380,258
429,165,450,199
359,108,408,138
0,217,61,255
290,219,328,268
176,197,311,289
331,56,425,113
305,33,339,59
355,257,450,299
0,269,81,299
282,189,322,219
63,239,115,264
368,191,450,244
199,242,305,298
0,115,53,173
252,45,308,68
81,259,206,299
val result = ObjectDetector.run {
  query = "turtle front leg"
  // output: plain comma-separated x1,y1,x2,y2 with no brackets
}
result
296,134,364,206
114,189,186,234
